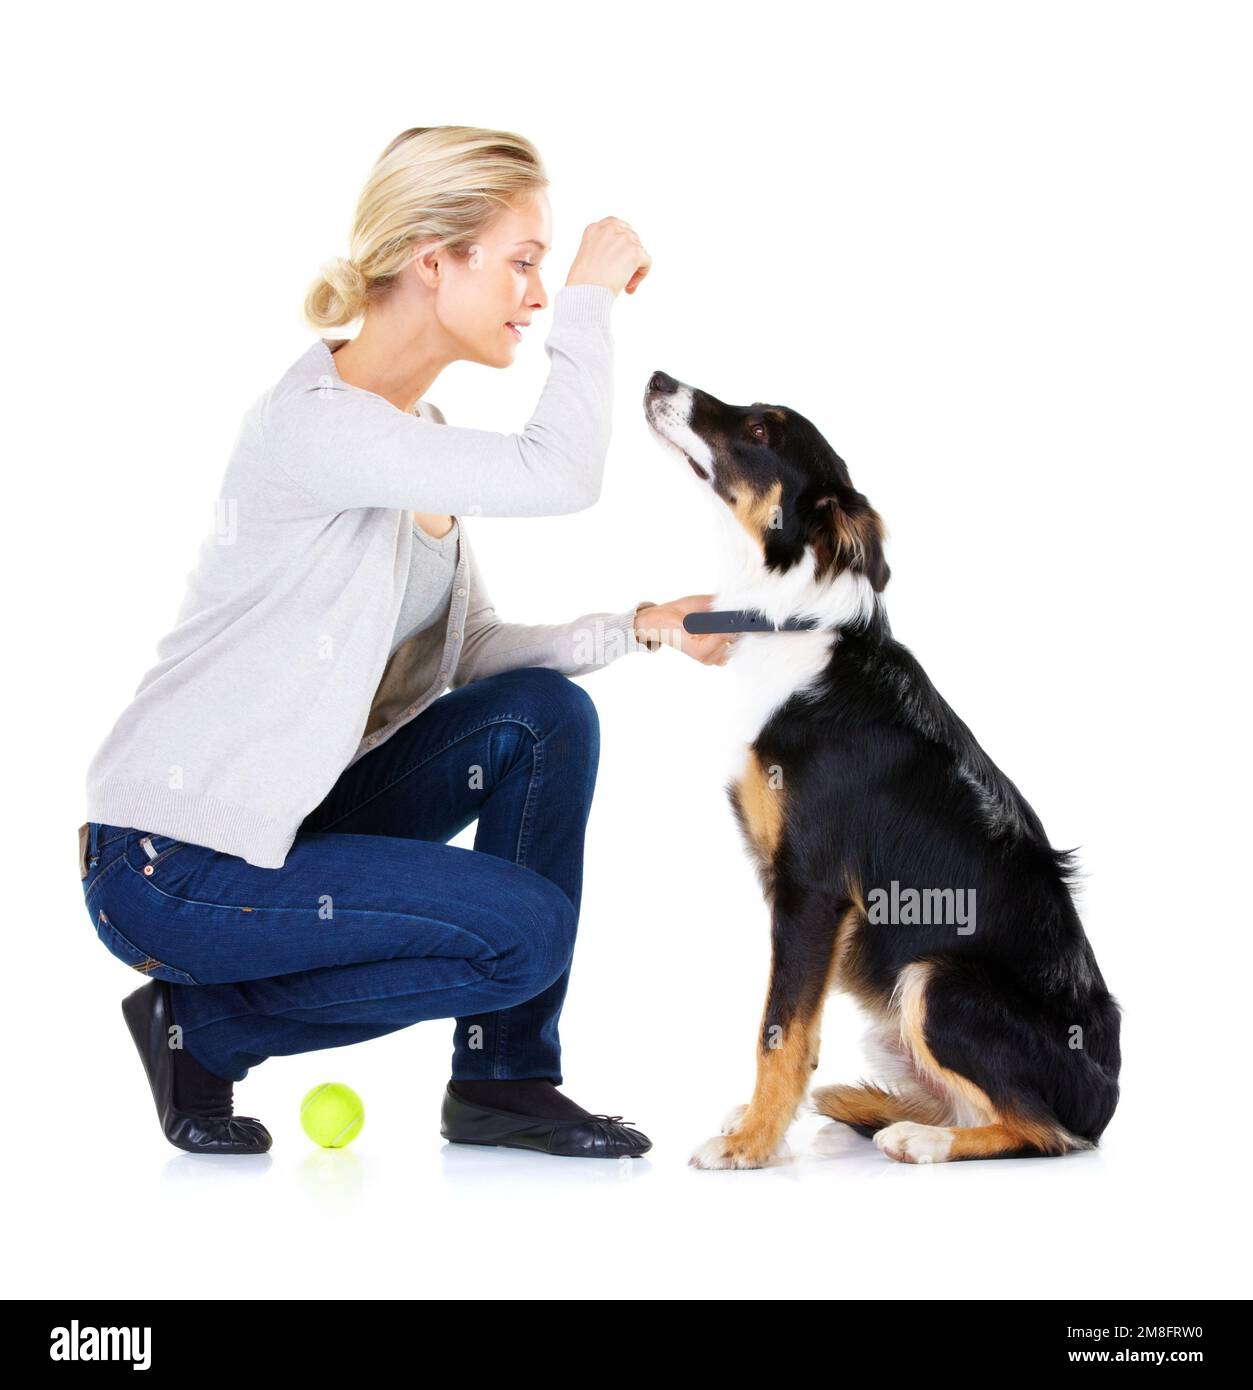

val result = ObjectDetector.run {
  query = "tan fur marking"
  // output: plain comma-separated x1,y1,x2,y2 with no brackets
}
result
730,478,783,552
732,747,786,872
945,1123,1071,1159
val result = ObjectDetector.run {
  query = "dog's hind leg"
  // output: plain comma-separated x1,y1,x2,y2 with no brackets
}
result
872,959,1100,1164
690,895,851,1170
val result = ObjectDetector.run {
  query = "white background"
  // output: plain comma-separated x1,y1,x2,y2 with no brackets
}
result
4,0,1250,1301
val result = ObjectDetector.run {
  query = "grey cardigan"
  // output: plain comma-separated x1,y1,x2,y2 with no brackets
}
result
84,283,657,869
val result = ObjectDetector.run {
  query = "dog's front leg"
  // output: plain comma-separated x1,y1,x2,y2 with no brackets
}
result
691,894,845,1170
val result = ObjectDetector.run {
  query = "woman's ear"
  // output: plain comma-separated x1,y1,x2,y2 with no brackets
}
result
811,492,891,592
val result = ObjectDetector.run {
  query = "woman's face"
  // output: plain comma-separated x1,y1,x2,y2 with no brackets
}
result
434,190,553,368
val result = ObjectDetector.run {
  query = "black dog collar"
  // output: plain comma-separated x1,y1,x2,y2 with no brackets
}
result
682,609,822,635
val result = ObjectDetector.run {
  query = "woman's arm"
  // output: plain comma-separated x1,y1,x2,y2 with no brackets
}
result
450,527,659,688
265,284,615,516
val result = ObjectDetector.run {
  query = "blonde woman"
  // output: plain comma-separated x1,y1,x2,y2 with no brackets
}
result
79,126,736,1159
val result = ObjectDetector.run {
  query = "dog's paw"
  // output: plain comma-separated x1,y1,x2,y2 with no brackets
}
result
719,1103,749,1135
873,1121,954,1165
689,1131,791,1170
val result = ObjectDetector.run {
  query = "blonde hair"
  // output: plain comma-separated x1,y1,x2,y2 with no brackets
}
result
304,126,549,330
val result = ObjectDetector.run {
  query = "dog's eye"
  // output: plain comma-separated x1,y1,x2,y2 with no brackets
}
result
747,420,767,442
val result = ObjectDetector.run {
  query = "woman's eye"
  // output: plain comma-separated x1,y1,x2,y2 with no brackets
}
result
514,260,535,272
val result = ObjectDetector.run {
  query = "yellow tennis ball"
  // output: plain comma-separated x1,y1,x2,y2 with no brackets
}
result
300,1082,365,1148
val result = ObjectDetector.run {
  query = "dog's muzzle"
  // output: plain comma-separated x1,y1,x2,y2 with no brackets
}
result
644,372,715,482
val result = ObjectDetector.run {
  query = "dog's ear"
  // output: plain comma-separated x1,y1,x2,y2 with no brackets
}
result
810,491,891,592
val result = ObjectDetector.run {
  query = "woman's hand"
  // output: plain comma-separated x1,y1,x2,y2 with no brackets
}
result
634,595,742,666
567,217,652,296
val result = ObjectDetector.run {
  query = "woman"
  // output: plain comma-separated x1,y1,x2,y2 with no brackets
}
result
78,126,736,1160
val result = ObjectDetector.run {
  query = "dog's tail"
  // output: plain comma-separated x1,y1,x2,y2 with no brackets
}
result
810,1080,951,1139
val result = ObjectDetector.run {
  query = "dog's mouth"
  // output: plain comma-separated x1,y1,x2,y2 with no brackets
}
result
686,458,710,482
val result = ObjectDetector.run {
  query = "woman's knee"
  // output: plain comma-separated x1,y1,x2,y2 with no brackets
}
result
495,870,578,995
503,666,599,746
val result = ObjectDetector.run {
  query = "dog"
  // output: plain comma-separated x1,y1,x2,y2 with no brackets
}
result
643,370,1121,1167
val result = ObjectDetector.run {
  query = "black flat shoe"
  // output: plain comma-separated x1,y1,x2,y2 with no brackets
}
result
121,980,272,1155
440,1083,652,1158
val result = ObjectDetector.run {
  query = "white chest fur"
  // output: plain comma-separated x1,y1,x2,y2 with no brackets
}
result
721,630,837,781
706,513,877,782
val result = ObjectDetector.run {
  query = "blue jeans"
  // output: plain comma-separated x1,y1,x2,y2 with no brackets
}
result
80,666,601,1085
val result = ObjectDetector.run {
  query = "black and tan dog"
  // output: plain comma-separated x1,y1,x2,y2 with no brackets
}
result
643,371,1121,1167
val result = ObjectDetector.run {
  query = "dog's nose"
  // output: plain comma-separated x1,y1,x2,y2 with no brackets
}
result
648,371,679,395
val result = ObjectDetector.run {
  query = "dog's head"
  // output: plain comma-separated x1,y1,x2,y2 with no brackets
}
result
643,372,889,595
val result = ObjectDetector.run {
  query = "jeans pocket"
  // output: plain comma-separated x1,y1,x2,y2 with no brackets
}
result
136,833,189,876
93,905,199,986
